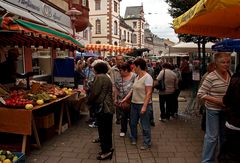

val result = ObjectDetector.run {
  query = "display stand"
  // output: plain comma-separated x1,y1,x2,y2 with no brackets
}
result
0,91,79,153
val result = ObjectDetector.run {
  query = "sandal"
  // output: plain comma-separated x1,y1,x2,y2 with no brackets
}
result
92,138,100,143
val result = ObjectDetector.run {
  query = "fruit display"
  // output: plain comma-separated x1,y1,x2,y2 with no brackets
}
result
0,150,19,163
0,83,75,109
4,97,34,108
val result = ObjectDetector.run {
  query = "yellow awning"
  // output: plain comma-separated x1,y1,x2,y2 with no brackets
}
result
173,0,240,38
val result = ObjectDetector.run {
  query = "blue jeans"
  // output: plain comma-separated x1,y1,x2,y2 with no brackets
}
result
130,103,151,146
202,109,225,163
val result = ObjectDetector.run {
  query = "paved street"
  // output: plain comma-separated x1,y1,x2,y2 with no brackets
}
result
26,89,204,163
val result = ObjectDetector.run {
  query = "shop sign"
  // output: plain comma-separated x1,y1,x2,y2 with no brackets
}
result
4,0,71,28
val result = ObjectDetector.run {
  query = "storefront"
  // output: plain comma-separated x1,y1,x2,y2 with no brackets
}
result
0,0,84,82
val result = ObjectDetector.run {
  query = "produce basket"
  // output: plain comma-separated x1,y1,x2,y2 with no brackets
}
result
12,152,25,163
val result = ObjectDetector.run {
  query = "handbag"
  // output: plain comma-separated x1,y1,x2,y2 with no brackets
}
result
156,70,166,91
120,77,131,110
120,98,131,110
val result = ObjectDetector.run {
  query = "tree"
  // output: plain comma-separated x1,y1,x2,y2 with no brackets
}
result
165,0,220,74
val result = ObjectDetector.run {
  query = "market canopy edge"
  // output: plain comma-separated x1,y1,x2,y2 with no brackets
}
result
0,17,84,49
173,0,240,38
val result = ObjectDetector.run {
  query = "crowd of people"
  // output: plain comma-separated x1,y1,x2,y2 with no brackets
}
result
74,52,240,163
73,54,185,160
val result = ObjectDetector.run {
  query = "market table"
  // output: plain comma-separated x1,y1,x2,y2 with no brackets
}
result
0,91,81,153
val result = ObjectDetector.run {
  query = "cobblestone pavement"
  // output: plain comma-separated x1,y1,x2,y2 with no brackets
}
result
26,89,204,163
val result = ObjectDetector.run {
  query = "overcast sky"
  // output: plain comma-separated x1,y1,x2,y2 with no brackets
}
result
120,0,179,43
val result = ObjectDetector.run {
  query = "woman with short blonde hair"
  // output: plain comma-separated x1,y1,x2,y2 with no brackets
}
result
198,52,231,163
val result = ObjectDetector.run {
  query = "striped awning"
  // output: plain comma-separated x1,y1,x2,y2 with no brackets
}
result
0,17,84,50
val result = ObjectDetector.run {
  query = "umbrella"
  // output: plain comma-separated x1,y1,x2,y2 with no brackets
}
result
212,39,240,52
173,0,240,39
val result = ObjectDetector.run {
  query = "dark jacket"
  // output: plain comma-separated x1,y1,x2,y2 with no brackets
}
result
223,72,240,128
87,74,114,114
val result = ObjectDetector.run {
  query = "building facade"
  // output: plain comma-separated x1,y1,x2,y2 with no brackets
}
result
124,6,145,48
89,0,121,45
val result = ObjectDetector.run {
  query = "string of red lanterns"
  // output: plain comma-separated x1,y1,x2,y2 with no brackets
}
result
85,44,133,54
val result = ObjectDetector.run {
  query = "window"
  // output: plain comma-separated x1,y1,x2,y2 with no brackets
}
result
123,31,126,40
119,29,122,39
132,34,137,43
95,0,101,10
83,29,88,39
142,35,144,44
82,0,87,6
95,19,101,34
133,22,137,28
114,1,117,12
127,32,129,42
114,21,118,35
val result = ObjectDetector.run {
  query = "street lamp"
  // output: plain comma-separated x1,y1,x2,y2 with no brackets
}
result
66,7,82,38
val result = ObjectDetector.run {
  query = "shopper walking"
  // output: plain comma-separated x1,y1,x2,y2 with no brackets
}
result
197,52,231,163
156,62,178,122
109,54,124,124
87,62,114,160
115,62,136,137
121,58,153,150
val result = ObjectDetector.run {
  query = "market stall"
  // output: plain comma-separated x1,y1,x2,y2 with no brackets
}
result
0,84,84,153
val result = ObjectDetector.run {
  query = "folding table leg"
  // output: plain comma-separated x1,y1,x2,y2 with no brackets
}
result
58,107,64,135
21,135,27,154
32,116,41,149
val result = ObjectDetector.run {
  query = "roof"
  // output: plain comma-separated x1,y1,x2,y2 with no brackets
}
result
119,17,133,31
124,6,144,19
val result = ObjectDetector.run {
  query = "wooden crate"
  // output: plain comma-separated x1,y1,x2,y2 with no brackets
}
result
35,113,54,129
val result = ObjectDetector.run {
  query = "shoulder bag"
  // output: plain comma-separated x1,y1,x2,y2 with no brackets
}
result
155,70,166,91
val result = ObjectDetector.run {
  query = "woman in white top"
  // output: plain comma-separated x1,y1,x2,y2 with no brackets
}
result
121,58,153,150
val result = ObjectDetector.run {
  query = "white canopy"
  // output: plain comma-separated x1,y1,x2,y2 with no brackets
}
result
161,53,189,58
170,42,215,53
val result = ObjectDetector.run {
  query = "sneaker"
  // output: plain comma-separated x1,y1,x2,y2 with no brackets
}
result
120,132,125,137
159,118,166,122
89,122,98,128
140,145,150,150
131,141,136,145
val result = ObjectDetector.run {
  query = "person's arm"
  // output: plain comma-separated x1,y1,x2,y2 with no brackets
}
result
141,75,153,114
120,89,133,103
87,75,102,104
141,86,152,114
197,75,223,106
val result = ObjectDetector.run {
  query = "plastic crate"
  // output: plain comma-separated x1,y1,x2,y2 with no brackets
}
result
13,152,25,163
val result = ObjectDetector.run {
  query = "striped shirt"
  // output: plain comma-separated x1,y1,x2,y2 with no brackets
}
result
197,70,230,111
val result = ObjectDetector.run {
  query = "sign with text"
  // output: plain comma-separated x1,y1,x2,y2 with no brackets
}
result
4,0,71,27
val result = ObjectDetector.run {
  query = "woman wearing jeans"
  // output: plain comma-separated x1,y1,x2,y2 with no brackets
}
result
121,58,153,150
115,62,136,137
197,52,231,163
